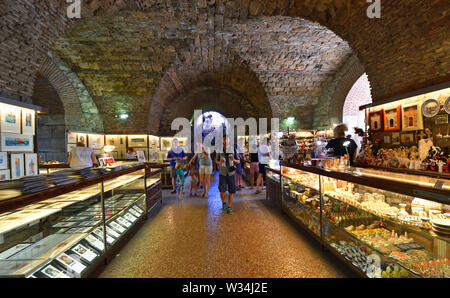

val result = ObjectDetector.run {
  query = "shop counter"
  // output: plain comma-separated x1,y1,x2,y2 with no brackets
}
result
280,161,449,278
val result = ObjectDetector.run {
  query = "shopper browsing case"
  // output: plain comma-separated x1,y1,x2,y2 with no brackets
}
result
68,142,98,170
167,139,187,194
256,137,271,194
216,136,240,214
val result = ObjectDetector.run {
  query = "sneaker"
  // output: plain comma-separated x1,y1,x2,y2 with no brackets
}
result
227,207,232,214
222,203,227,211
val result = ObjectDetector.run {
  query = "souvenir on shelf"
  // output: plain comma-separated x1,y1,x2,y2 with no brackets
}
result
384,106,401,131
402,102,424,131
421,99,440,118
368,109,384,132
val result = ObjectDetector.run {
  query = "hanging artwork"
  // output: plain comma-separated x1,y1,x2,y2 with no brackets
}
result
421,99,440,118
88,134,104,149
160,137,173,151
368,109,384,132
10,154,24,179
402,102,424,131
21,109,35,135
128,135,148,148
25,153,38,176
383,106,401,131
0,133,34,152
0,104,21,134
77,134,87,146
0,169,10,181
67,143,76,153
67,131,77,144
392,132,400,145
445,97,450,114
400,133,415,145
0,152,7,170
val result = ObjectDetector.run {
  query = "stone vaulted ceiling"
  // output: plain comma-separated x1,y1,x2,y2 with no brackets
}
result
52,9,352,134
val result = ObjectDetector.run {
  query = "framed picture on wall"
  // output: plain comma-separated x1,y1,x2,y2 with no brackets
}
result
77,134,87,146
10,154,24,179
21,109,35,135
128,135,148,148
392,132,400,145
67,131,77,144
0,133,34,152
368,109,384,132
25,153,38,176
160,137,173,151
435,114,448,124
402,102,423,131
384,106,401,131
400,132,415,145
0,152,7,170
67,143,76,153
0,169,10,181
384,135,391,144
148,135,159,149
0,104,21,134
88,134,104,149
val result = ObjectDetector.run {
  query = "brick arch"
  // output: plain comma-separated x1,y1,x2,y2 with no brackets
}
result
37,53,104,132
0,0,448,134
313,54,366,129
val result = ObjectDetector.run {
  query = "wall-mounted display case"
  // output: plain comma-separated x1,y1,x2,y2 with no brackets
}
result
0,164,161,278
280,162,449,278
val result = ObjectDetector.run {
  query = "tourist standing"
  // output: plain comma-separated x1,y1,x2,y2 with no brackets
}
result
167,138,187,194
256,137,271,194
216,136,240,214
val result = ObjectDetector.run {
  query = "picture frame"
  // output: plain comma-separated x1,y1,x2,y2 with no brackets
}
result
435,114,448,124
67,131,77,144
0,133,34,152
77,134,87,146
0,104,21,133
400,133,415,145
421,99,440,118
368,109,384,132
402,102,423,131
67,143,76,153
10,153,24,179
88,134,104,149
128,135,148,148
383,106,401,131
160,137,173,151
383,135,391,144
21,109,35,135
0,152,7,170
392,132,400,145
149,135,159,149
0,169,10,181
25,153,38,176
136,150,146,163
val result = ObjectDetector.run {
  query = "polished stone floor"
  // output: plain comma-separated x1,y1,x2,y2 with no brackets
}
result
98,174,353,278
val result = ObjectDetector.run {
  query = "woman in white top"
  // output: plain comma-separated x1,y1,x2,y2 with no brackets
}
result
68,142,98,170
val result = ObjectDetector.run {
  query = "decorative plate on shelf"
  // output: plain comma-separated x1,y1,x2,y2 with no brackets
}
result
421,99,440,117
445,97,450,114
431,218,450,228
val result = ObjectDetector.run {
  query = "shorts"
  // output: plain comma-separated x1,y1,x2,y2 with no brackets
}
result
218,175,236,194
258,163,266,175
176,180,184,191
250,162,258,174
199,165,213,175
190,176,198,184
170,166,176,179
235,163,243,175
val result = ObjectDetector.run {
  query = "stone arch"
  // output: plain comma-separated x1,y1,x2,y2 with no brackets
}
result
37,52,104,132
313,54,366,129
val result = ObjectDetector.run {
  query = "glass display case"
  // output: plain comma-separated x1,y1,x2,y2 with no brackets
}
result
280,162,450,278
265,160,281,206
0,164,160,278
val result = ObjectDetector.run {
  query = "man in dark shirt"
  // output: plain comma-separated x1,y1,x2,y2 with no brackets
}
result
326,124,358,166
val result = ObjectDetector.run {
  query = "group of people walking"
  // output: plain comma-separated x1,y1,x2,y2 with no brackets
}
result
166,136,272,214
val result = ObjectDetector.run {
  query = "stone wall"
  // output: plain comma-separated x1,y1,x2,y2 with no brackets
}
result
36,114,67,163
